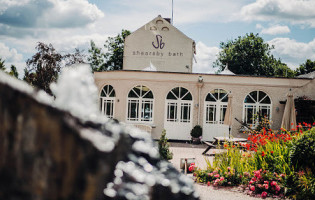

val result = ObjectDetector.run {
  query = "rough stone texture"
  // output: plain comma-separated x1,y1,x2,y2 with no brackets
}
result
0,72,199,200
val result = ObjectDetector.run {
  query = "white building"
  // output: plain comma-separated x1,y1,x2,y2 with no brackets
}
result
94,15,315,141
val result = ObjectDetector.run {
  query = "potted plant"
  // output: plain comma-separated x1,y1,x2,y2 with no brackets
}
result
190,125,202,144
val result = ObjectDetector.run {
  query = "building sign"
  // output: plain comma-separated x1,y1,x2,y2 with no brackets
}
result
131,34,184,57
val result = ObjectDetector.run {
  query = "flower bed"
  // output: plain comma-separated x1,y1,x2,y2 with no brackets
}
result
192,123,315,199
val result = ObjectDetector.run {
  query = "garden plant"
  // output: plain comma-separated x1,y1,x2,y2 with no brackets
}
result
191,120,315,199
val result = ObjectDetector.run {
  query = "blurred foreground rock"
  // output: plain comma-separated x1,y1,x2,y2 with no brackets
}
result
0,71,199,200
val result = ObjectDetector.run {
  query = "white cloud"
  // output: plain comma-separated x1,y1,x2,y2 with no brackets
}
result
257,24,290,35
0,0,104,29
268,37,315,68
0,42,23,63
241,0,315,27
0,42,26,76
193,42,220,73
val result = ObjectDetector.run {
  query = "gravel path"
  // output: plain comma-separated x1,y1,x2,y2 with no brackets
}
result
169,143,271,200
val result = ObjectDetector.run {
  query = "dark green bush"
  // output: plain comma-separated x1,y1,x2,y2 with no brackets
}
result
289,128,315,174
158,129,173,160
190,125,202,138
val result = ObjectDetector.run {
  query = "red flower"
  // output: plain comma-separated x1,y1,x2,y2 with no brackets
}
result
207,181,210,186
270,151,274,154
261,151,265,157
261,191,267,198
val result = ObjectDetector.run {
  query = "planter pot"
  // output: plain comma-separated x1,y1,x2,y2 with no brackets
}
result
191,137,201,144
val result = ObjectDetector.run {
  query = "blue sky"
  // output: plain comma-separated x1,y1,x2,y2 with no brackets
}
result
0,0,315,75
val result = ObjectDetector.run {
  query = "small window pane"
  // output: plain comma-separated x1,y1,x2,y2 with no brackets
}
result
180,87,189,99
128,100,139,121
172,87,180,98
109,90,115,97
167,102,177,121
260,96,271,104
167,92,177,100
219,89,228,100
141,100,153,121
143,91,153,99
249,91,258,102
206,105,216,123
244,95,255,103
180,103,191,123
182,92,192,100
128,90,138,98
205,93,216,102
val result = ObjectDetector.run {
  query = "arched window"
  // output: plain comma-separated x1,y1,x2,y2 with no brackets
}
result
100,85,115,118
243,91,272,126
205,89,228,124
127,85,154,122
166,87,192,123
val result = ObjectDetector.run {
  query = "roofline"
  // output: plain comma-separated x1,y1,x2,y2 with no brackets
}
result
94,70,312,80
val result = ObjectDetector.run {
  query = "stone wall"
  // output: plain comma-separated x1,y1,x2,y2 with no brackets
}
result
0,72,199,200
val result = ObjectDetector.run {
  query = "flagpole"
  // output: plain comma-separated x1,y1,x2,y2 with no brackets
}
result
172,0,174,24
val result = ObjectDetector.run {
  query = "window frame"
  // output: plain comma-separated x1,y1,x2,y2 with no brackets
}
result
99,85,116,119
126,85,154,123
243,90,272,127
166,87,193,123
204,89,229,124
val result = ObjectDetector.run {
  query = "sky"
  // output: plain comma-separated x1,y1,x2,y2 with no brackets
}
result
0,0,315,76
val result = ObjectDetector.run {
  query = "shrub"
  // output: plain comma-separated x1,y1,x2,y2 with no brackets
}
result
190,125,202,138
158,129,173,160
290,127,315,174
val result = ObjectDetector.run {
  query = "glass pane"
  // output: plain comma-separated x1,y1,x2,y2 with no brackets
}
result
128,89,138,98
106,101,112,117
141,101,152,121
221,95,228,102
133,86,141,97
244,95,255,103
180,87,189,99
259,106,270,119
205,93,216,102
99,98,103,112
182,92,192,100
172,87,180,98
246,105,256,124
219,89,228,100
206,105,216,123
167,92,177,100
180,103,190,122
260,95,271,104
101,89,106,97
258,91,266,102
143,90,153,99
211,89,219,100
109,89,115,97
167,103,177,121
249,91,258,102
220,105,227,123
128,100,138,120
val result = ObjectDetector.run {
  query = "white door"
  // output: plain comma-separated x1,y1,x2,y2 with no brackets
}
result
203,89,229,141
164,87,193,140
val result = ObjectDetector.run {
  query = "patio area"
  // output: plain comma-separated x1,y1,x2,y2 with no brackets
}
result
169,142,270,200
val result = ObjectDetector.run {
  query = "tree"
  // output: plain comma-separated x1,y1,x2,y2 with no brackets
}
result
158,129,173,160
295,59,315,76
0,58,5,71
88,40,105,72
9,65,19,78
64,48,86,67
88,29,131,71
24,42,86,95
25,42,63,95
214,33,287,77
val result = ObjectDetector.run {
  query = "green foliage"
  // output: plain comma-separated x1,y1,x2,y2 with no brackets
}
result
285,170,315,199
0,57,5,71
88,30,131,72
102,29,131,71
290,128,315,174
24,42,85,95
88,40,105,72
214,33,293,77
8,65,19,78
190,125,202,138
158,129,173,160
295,59,315,76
